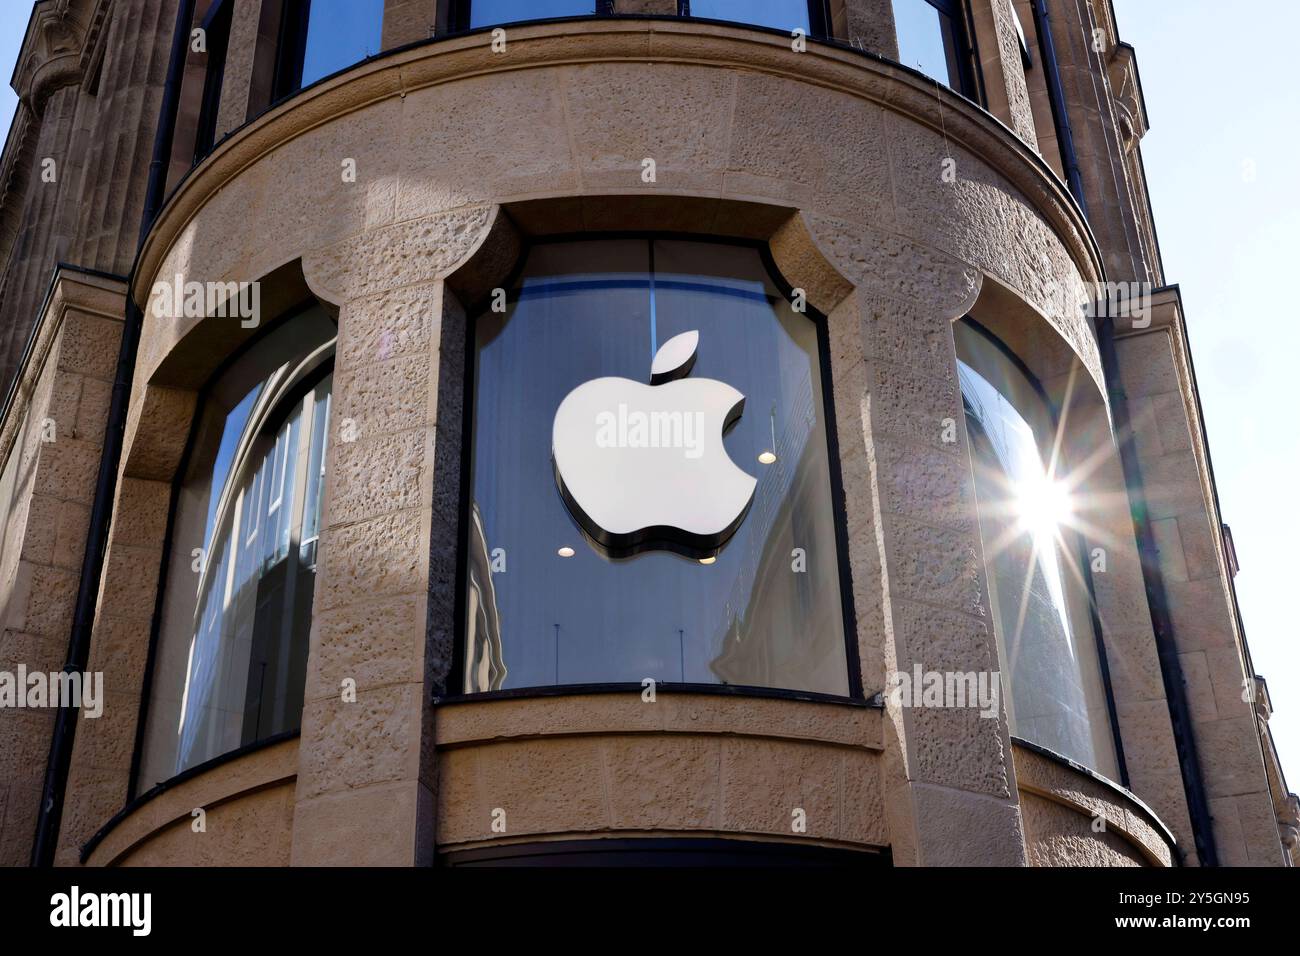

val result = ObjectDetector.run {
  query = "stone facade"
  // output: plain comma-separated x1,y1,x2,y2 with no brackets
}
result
0,1,1292,867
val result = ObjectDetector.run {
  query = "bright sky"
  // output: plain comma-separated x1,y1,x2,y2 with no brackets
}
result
0,2,1294,789
1114,0,1300,785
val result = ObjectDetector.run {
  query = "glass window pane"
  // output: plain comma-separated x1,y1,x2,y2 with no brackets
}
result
138,308,336,789
891,0,962,90
955,320,1119,779
465,239,850,696
470,0,597,29
300,0,385,87
690,0,810,33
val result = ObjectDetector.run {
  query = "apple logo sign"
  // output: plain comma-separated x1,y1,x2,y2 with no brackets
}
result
552,330,757,559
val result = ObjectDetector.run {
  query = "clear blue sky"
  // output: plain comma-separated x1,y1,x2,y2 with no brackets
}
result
1114,0,1300,783
0,2,1294,786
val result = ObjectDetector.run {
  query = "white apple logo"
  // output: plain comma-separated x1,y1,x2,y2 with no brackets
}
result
552,330,757,559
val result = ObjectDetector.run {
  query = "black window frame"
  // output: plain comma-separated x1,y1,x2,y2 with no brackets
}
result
444,231,865,706
193,0,234,162
271,0,313,102
893,0,984,103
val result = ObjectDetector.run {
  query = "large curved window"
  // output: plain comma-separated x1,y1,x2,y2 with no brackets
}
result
137,307,336,789
956,319,1119,779
462,238,853,697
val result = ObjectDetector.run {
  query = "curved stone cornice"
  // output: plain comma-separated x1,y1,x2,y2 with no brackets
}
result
10,0,100,116
134,18,1105,307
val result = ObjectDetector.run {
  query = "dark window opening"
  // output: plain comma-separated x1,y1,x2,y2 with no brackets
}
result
193,0,234,161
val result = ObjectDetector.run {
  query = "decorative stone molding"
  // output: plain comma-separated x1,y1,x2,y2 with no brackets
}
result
81,737,299,866
1107,43,1148,152
11,0,102,117
131,19,1104,312
1014,741,1178,867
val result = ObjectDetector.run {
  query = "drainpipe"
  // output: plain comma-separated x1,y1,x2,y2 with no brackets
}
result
1095,315,1219,867
31,0,198,867
1031,0,1088,215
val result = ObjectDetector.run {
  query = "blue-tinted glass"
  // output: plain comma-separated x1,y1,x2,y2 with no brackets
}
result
891,0,961,89
301,0,385,87
465,240,850,696
470,0,596,28
691,0,810,33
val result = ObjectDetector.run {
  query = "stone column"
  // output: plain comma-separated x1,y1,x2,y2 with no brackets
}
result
809,214,1028,865
838,0,898,59
214,0,265,139
0,270,126,866
290,205,494,865
969,0,1038,147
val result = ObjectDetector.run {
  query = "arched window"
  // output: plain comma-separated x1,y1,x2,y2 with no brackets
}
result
461,238,855,697
955,318,1120,778
136,306,335,789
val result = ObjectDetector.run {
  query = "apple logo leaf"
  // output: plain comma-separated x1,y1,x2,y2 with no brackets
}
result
649,329,699,385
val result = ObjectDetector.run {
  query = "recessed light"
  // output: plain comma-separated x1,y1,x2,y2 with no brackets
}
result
699,556,716,565
758,451,777,464
557,546,575,558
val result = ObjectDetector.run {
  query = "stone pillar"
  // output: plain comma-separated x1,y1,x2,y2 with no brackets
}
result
289,205,494,865
0,86,84,392
615,0,678,13
214,0,265,139
809,214,1028,865
969,0,1038,147
383,0,437,48
54,381,197,865
0,270,126,866
838,0,898,59
66,0,181,276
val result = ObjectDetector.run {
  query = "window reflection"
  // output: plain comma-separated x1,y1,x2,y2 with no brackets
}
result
300,0,385,87
891,0,968,93
956,319,1119,779
469,0,597,29
690,0,811,33
465,239,851,696
138,307,336,789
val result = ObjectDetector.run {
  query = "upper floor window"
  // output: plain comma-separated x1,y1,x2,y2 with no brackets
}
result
688,1,814,33
455,1,823,35
137,306,336,789
956,319,1120,779
276,0,386,97
461,238,854,697
891,0,977,97
466,0,596,29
